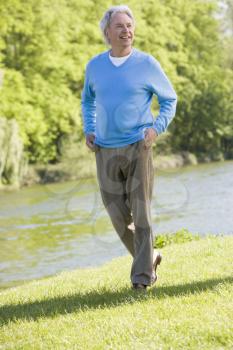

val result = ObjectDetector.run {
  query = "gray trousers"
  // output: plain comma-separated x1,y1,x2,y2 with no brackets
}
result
94,139,156,286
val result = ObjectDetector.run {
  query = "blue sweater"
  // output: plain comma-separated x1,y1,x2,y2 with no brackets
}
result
81,48,177,148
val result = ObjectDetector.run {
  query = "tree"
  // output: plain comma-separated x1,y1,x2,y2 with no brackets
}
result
0,0,232,163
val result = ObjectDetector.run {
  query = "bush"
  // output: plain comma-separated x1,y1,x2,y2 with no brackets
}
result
154,228,200,248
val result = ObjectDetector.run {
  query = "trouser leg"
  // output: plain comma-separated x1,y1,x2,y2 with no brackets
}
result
99,190,135,257
95,140,155,286
95,146,135,257
121,141,155,286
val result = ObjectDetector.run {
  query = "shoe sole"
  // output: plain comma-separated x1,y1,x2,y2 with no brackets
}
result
153,252,162,270
153,252,162,283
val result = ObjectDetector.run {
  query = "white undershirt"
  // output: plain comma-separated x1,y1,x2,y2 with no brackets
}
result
109,50,132,67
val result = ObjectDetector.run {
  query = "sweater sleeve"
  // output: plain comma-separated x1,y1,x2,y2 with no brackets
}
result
147,56,177,135
81,63,96,135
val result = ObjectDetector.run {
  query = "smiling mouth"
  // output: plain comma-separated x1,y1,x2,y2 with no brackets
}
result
120,36,131,39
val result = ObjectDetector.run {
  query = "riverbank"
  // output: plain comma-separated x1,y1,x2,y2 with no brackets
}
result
22,150,228,187
0,135,228,190
22,150,199,186
7,150,224,190
0,235,232,349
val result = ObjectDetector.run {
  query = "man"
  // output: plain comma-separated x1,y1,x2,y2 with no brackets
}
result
81,5,177,291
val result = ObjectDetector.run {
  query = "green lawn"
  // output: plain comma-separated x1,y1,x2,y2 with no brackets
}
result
0,236,233,350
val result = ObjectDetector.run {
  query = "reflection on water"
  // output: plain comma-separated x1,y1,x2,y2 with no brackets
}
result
0,160,233,289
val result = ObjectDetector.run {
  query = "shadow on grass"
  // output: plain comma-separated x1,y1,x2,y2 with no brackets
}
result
0,276,232,326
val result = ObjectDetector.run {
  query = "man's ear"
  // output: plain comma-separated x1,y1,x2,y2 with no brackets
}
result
105,28,110,40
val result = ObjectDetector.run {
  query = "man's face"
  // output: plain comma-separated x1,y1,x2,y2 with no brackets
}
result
106,12,135,50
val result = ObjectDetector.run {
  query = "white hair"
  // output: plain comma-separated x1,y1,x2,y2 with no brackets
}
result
99,5,135,45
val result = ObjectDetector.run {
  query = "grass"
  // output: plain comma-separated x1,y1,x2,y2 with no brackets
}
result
0,235,233,350
154,228,201,248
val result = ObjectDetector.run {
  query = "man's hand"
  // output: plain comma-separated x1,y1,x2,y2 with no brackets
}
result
144,128,158,148
86,133,96,151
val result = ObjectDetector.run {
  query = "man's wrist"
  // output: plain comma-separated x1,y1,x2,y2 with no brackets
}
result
152,126,159,137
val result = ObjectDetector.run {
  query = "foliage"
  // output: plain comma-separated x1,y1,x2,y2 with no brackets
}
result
154,228,200,248
0,0,232,163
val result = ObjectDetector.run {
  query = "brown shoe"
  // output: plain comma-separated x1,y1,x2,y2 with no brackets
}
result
153,251,162,283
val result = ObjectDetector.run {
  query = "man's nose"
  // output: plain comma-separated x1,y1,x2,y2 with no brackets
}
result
122,25,129,32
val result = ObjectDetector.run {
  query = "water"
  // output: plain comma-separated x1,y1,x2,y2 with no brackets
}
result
0,160,233,289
